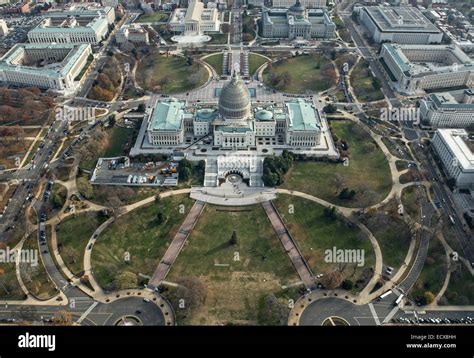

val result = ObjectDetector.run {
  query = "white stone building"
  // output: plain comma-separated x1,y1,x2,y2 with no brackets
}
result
169,0,221,35
432,129,474,189
0,19,9,36
420,89,474,129
271,0,326,8
380,44,474,94
261,0,335,40
116,24,149,44
0,43,92,91
28,16,109,45
358,5,443,44
145,72,324,149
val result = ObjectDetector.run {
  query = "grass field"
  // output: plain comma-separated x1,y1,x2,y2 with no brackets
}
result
362,210,412,270
274,195,375,292
137,54,208,93
207,33,228,45
56,212,107,277
248,53,268,76
282,120,392,207
350,61,385,102
166,204,301,325
396,160,409,171
263,54,336,94
401,185,420,222
136,12,169,23
442,262,474,305
80,126,134,171
409,237,448,305
20,232,58,300
203,53,223,75
92,195,194,291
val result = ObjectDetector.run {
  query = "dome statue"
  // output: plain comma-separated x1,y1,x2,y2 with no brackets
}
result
218,71,251,121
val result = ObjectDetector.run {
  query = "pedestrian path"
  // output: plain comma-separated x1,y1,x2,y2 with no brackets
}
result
148,201,206,287
262,201,316,290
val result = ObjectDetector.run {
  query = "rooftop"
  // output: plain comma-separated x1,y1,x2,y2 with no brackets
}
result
363,5,440,33
285,99,321,131
0,43,91,78
437,128,474,171
149,100,186,131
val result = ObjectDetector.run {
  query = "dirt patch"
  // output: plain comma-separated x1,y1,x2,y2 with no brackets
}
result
182,271,288,325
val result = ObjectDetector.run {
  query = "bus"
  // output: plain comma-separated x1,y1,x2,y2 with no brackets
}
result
378,290,392,301
395,294,404,306
449,215,456,225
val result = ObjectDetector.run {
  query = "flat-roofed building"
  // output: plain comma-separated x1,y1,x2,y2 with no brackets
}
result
261,0,335,39
359,5,442,44
116,24,149,44
28,15,109,45
147,100,188,146
285,98,321,146
45,5,116,25
0,43,92,91
380,44,474,94
0,19,9,36
271,0,326,8
420,89,474,128
169,0,221,35
432,128,474,189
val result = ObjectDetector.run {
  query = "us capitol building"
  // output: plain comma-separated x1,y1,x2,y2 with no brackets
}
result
145,72,328,150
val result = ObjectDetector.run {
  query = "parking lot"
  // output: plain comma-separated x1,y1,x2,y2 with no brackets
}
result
90,157,179,187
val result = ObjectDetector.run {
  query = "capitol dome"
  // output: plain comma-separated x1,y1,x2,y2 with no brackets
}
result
218,72,251,121
289,0,305,17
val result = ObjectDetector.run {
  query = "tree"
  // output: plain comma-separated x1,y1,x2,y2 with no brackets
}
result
339,187,356,200
108,114,116,127
341,279,353,290
137,103,146,112
77,177,94,200
114,271,137,290
331,173,346,194
320,270,343,289
323,103,337,114
174,277,207,318
229,231,238,246
156,211,165,225
221,23,231,34
323,206,337,220
424,291,435,305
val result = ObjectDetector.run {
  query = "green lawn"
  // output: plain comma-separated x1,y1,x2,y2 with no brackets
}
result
401,185,422,222
92,195,194,291
410,237,448,305
350,60,385,102
136,54,209,93
20,232,59,300
0,262,25,300
136,12,169,23
166,204,300,325
282,120,392,207
263,54,337,94
395,160,409,171
203,53,223,75
274,195,375,292
56,212,107,277
207,33,228,45
248,53,268,76
442,262,474,305
362,211,412,270
81,126,134,171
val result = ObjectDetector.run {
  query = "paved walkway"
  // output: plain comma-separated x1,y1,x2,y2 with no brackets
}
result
262,201,316,290
149,200,206,287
